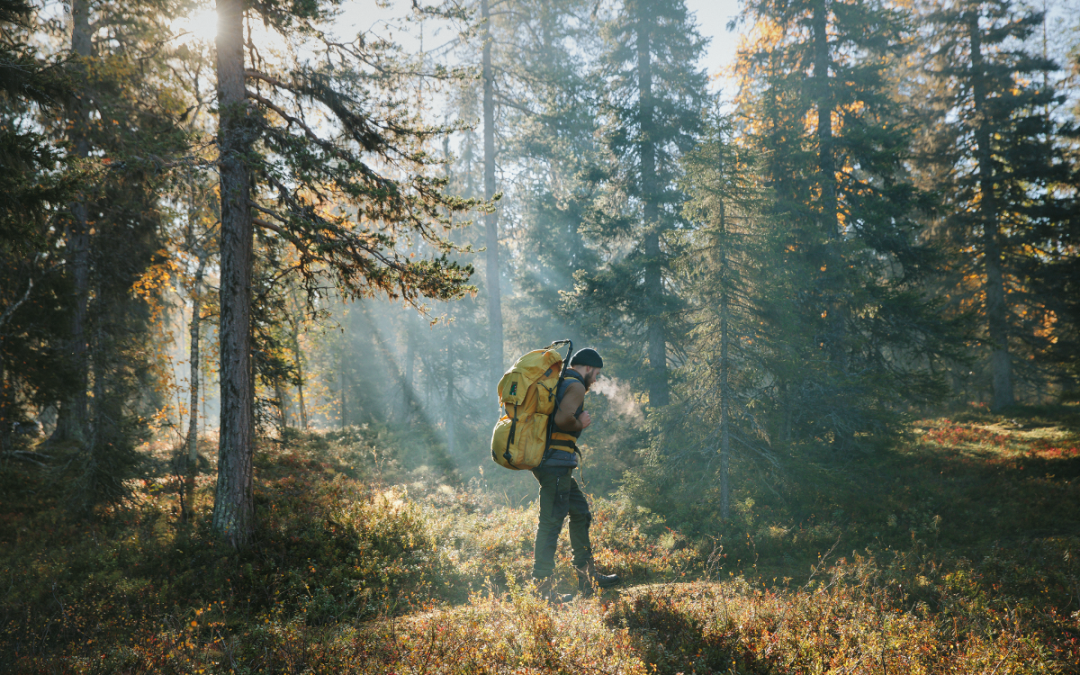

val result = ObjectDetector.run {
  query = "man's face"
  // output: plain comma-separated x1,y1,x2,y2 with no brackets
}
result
584,367,600,390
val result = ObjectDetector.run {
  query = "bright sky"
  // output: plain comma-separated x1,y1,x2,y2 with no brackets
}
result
685,0,744,78
335,0,746,87
170,0,1076,105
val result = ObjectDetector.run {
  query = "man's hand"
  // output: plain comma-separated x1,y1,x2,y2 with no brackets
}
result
577,411,592,429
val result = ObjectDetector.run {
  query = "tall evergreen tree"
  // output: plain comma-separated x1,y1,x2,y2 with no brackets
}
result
579,0,709,407
913,0,1077,409
480,0,505,386
0,0,78,457
210,0,476,547
733,0,955,445
480,0,605,349
3,0,192,504
642,113,771,520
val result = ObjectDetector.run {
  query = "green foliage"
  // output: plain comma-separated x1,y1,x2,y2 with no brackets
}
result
236,4,479,306
730,0,960,445
572,0,711,405
0,0,82,454
912,0,1080,405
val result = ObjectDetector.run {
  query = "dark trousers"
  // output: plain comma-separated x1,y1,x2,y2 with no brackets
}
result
531,466,592,579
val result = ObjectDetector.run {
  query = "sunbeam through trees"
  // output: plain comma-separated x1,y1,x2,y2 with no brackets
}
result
2,0,1080,671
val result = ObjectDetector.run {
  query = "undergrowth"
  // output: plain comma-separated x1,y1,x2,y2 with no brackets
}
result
1,411,1078,673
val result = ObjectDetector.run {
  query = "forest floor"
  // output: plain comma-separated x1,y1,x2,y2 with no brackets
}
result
1,407,1079,674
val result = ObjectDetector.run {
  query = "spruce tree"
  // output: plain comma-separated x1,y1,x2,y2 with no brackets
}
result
484,0,605,349
2,0,192,503
0,0,78,457
580,0,709,407
733,0,955,446
913,0,1077,409
664,113,771,519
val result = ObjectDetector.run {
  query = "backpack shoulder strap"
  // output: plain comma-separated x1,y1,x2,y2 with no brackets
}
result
556,370,585,401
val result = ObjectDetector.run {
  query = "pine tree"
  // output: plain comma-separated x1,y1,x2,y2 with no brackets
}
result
0,0,79,458
671,113,771,520
1,0,192,503
579,0,709,407
480,0,605,349
913,0,1077,409
479,0,505,386
210,0,477,547
732,0,956,446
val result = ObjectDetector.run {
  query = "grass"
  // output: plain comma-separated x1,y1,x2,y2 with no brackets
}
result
1,409,1078,673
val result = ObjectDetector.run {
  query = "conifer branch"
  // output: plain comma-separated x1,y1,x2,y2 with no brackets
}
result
244,89,320,142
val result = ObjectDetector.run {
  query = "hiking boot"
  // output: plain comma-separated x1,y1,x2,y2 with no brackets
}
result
576,560,621,597
533,576,574,604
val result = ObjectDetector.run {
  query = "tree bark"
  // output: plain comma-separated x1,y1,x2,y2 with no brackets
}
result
813,0,837,240
813,0,852,449
445,329,456,455
968,12,1013,410
403,325,415,421
184,252,206,520
0,341,9,456
481,0,504,388
211,0,255,548
339,341,346,430
442,136,456,455
287,287,307,429
718,172,731,522
636,5,668,407
813,0,848,367
275,380,291,428
296,362,307,429
53,0,93,444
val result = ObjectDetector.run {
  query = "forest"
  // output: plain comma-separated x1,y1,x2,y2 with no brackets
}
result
2,0,1080,672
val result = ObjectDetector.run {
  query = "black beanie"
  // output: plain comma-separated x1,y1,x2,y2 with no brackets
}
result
569,347,604,369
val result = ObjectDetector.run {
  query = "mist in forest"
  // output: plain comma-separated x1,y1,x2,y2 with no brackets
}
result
5,1,1080,671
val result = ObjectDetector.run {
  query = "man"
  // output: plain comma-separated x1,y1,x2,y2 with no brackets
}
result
531,347,621,601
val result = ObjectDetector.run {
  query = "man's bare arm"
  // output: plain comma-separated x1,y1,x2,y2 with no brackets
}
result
553,381,588,432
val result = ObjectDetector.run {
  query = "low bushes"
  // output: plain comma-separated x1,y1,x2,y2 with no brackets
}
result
1,413,1079,673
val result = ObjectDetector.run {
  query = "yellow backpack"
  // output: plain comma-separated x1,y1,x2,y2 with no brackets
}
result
491,340,576,470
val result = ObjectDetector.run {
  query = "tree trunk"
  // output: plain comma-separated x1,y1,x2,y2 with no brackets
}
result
813,0,837,241
339,343,346,430
0,342,9,456
481,0,504,388
718,178,731,522
275,380,291,429
442,135,456,455
53,0,93,444
296,366,307,429
184,253,206,521
211,0,255,549
287,287,307,429
813,0,846,362
969,12,1013,410
813,0,852,450
636,7,668,407
446,329,456,455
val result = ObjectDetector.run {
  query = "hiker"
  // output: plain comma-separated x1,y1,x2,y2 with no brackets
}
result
531,347,621,601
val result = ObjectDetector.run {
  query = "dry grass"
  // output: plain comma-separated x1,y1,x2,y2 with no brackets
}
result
2,414,1079,673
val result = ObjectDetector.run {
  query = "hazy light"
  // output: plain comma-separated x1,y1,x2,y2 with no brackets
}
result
172,6,218,46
